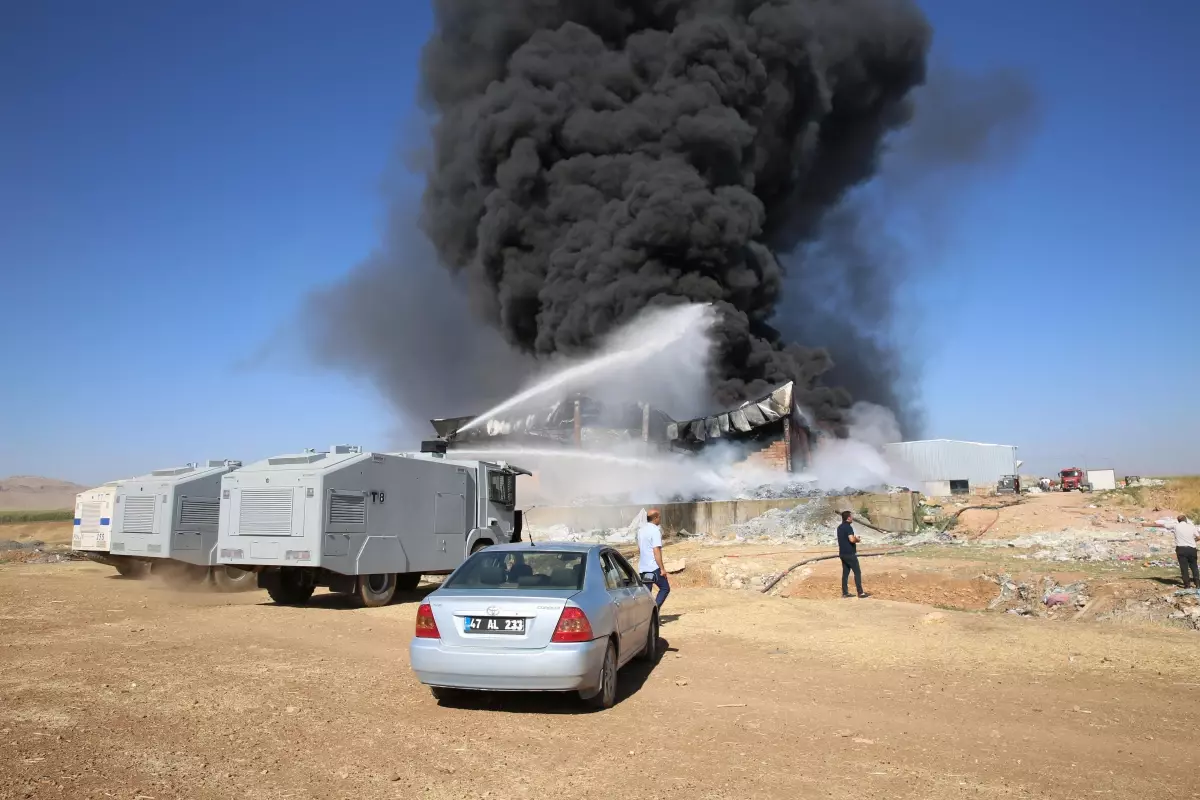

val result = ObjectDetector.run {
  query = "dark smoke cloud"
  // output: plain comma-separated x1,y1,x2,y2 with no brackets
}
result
415,0,933,431
304,1,1035,440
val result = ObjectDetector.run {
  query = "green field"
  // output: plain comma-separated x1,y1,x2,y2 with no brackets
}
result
0,509,74,525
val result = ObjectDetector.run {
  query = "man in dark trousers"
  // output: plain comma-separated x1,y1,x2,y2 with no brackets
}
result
837,510,871,599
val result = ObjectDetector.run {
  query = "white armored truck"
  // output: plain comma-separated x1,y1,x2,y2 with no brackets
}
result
216,443,528,607
107,460,255,590
72,481,126,567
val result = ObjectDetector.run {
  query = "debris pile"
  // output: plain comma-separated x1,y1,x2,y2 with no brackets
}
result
1096,589,1200,631
984,528,1176,564
709,558,779,591
724,501,841,543
0,539,82,565
986,573,1089,618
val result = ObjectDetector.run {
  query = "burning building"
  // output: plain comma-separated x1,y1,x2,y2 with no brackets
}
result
431,381,820,474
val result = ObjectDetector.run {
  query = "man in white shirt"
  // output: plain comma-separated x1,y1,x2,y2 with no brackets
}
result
637,508,670,608
1151,515,1198,589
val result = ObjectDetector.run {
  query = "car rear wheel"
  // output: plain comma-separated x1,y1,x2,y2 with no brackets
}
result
357,573,396,607
636,612,659,662
582,640,618,710
211,565,256,593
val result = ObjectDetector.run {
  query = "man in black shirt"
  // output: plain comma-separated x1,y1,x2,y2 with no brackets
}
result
837,510,870,599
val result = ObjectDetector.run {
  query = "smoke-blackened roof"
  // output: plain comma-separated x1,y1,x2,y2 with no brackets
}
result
667,382,813,447
432,382,815,450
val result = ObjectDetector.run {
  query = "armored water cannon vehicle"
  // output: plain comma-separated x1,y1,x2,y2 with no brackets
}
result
107,459,255,590
216,444,529,607
71,480,128,564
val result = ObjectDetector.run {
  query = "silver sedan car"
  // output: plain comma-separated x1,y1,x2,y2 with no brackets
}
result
409,542,659,709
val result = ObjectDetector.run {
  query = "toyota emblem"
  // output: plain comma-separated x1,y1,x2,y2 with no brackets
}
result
486,606,499,616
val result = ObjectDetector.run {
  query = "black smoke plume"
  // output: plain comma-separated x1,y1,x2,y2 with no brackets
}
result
305,1,1030,440
417,0,931,430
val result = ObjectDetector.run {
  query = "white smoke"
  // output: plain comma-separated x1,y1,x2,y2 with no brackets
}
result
447,308,916,506
801,402,917,491
458,303,717,434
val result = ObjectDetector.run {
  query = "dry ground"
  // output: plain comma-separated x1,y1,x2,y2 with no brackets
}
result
0,522,73,548
2,562,1199,800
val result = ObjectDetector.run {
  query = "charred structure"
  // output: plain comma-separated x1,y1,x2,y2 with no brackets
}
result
432,382,819,473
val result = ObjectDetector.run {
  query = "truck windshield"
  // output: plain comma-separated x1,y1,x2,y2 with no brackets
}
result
1062,470,1080,477
443,550,586,591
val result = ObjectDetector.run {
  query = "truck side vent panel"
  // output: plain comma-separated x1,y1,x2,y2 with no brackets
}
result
239,489,294,535
179,497,220,527
122,496,157,534
329,493,366,526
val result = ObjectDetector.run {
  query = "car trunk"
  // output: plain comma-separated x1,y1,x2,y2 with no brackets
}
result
428,589,578,650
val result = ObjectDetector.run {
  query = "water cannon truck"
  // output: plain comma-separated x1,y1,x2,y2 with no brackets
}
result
215,443,529,607
71,481,127,567
106,460,256,590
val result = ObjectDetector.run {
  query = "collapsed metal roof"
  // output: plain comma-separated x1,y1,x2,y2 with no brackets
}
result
431,382,810,450
667,382,811,447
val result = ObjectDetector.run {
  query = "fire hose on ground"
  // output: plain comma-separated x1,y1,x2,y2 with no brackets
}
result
761,548,905,595
759,497,1027,594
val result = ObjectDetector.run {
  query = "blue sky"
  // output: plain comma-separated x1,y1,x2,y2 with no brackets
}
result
1,0,1195,485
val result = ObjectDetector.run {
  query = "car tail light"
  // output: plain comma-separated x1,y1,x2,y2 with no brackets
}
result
551,606,593,643
415,603,440,639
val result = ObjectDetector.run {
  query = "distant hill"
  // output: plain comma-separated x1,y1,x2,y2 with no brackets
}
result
0,476,89,511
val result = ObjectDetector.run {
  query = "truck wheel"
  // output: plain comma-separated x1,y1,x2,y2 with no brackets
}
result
267,569,315,606
356,573,396,607
470,539,492,554
395,572,421,593
114,561,148,579
211,565,256,593
158,562,210,588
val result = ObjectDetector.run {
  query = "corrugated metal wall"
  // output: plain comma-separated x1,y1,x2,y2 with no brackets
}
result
882,440,1018,486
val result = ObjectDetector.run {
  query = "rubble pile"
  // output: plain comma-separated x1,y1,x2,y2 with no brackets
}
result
0,539,81,565
709,557,780,591
724,501,843,544
986,573,1090,618
527,521,639,545
983,528,1177,565
1096,588,1200,631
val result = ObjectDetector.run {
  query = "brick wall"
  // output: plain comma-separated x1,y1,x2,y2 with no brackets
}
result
741,436,791,471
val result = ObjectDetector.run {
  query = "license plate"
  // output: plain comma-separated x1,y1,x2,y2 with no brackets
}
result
462,616,525,634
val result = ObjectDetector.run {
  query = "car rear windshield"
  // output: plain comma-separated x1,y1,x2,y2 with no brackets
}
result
443,551,586,591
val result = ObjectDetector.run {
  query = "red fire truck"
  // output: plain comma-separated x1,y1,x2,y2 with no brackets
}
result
1059,467,1086,491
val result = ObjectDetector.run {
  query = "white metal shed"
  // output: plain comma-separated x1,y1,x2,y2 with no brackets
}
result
882,439,1019,496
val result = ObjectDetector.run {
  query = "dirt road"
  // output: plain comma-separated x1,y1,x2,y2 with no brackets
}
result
2,562,1197,800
